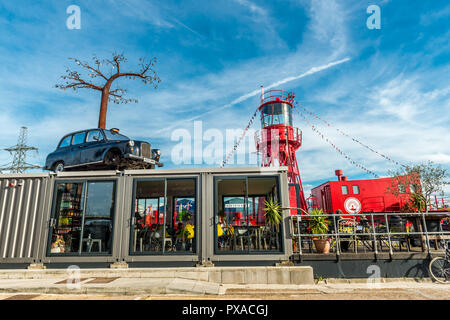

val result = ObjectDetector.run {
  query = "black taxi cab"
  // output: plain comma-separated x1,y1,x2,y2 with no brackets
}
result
44,128,163,172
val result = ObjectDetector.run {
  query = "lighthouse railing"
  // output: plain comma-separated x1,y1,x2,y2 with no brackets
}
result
260,90,295,104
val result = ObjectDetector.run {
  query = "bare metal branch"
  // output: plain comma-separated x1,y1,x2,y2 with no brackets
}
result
55,53,160,128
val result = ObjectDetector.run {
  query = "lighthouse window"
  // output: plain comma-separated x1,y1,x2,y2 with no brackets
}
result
341,185,349,195
261,103,293,127
352,185,360,194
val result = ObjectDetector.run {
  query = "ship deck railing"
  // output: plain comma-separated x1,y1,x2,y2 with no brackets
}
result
287,210,450,260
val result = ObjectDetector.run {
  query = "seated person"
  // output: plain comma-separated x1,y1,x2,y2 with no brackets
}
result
217,218,225,248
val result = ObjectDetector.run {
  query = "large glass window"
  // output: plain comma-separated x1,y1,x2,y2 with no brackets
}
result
215,176,282,253
341,185,348,195
352,185,360,194
131,178,196,254
48,180,116,255
261,103,293,127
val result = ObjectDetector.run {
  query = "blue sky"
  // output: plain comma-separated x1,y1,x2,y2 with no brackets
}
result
0,0,449,195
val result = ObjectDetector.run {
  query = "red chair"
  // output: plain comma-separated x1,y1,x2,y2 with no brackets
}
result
234,212,243,226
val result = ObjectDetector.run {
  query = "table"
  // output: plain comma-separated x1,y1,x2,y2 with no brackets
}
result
230,225,266,250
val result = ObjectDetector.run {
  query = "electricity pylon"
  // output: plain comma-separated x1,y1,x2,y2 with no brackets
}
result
0,126,41,173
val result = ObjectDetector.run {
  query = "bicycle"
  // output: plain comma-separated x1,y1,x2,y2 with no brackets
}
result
428,240,450,283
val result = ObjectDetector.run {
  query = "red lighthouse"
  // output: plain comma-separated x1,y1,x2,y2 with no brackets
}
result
255,88,308,214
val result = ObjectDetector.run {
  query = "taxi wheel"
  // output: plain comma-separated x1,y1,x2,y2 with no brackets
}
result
52,162,64,173
105,151,121,168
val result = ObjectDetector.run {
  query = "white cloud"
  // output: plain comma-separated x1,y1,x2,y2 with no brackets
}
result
233,0,267,16
153,57,351,135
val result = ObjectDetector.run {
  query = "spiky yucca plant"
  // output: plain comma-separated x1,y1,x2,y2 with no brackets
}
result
264,198,282,229
309,208,329,240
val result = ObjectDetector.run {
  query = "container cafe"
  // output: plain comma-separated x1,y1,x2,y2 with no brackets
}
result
0,167,292,268
1,167,448,278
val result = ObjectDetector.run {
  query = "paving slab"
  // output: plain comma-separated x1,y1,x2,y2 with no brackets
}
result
0,267,446,298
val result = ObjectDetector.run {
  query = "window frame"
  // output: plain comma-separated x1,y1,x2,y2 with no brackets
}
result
86,129,104,143
103,130,130,141
341,185,349,195
213,175,283,255
260,103,293,127
71,131,87,146
129,177,198,256
58,135,73,149
46,178,117,257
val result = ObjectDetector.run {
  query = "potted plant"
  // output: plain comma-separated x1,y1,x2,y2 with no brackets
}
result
177,209,193,249
309,208,330,254
263,199,282,249
263,198,282,230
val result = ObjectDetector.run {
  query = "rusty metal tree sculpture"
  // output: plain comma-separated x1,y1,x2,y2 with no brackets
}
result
56,53,161,129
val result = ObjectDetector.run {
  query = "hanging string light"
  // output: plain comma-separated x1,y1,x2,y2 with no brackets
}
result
294,102,405,168
220,108,259,168
294,106,380,178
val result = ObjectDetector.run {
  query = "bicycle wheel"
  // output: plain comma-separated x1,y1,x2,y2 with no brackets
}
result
429,257,450,283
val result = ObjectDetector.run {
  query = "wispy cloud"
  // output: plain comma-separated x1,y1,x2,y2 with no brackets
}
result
154,57,351,134
233,0,267,16
420,4,450,25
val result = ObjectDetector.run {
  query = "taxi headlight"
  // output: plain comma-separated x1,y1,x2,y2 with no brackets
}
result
128,140,135,147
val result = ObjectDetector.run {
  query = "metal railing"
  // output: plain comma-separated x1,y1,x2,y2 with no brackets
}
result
428,195,450,211
260,89,295,104
255,127,301,147
287,210,450,258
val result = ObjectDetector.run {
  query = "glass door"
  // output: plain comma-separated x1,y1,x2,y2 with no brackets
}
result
49,182,85,254
215,176,282,254
48,180,116,256
216,178,248,252
132,179,166,253
81,181,115,254
131,178,197,255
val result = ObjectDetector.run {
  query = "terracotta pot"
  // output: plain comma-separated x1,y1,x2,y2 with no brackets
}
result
313,239,330,254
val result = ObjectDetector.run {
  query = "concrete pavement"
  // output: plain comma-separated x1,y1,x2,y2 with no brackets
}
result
0,266,448,299
0,282,448,300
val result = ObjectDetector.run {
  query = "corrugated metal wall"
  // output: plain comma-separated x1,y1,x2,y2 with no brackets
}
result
0,175,49,261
